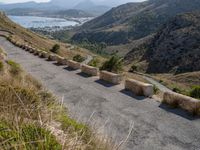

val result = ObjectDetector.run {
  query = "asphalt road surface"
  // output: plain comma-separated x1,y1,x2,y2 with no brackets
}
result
1,36,200,150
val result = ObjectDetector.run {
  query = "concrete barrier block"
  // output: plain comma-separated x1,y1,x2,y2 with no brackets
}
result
57,56,68,65
125,79,153,97
100,71,123,84
81,64,99,76
163,91,200,114
67,60,81,70
19,45,24,49
40,51,49,58
34,49,41,55
48,54,58,61
28,48,34,53
23,45,29,51
38,51,43,57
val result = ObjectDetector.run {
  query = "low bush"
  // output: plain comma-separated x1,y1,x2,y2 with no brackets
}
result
172,87,182,94
6,60,22,75
73,54,85,63
0,61,4,72
153,85,159,94
190,86,200,99
129,64,138,72
88,57,100,67
50,44,60,53
100,55,123,73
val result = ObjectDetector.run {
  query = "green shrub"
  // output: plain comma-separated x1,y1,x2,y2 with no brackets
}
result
129,64,138,72
88,57,100,67
0,61,4,72
7,60,22,75
100,55,123,73
190,86,200,99
0,121,62,150
153,85,159,94
50,44,60,53
73,54,85,63
172,87,182,94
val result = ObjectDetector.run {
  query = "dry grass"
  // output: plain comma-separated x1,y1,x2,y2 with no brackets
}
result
153,72,200,91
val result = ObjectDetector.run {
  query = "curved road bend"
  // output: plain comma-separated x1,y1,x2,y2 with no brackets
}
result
1,36,200,150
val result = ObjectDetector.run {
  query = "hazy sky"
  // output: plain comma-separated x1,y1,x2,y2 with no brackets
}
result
1,0,144,4
0,0,50,3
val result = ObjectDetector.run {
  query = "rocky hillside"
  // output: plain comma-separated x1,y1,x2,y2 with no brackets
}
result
125,12,200,74
145,12,200,74
72,0,200,46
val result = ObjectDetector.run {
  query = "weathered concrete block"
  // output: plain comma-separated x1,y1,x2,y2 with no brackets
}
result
34,49,41,55
100,71,123,84
57,56,68,65
28,48,34,53
24,45,29,51
40,51,49,58
81,64,99,76
48,54,57,61
19,45,24,49
0,53,6,60
163,91,200,114
15,42,21,47
67,60,81,70
38,51,43,57
125,79,153,97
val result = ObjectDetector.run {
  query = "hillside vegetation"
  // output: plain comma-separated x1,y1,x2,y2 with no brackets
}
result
72,0,200,46
125,12,200,74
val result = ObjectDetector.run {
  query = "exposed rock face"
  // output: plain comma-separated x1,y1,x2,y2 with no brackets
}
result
145,12,200,74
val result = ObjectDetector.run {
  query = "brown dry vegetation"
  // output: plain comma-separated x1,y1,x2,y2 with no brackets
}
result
153,72,200,92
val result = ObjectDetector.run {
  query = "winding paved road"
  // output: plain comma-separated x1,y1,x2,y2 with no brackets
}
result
133,71,172,92
1,36,200,150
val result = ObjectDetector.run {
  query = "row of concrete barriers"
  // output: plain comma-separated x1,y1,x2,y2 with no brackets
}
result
10,40,200,115
14,42,154,98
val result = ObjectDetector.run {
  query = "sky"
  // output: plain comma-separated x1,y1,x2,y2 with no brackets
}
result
0,0,50,3
0,0,144,4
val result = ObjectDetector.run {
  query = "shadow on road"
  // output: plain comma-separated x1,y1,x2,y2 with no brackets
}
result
159,103,200,121
53,62,63,66
77,72,92,78
95,79,116,88
64,66,77,71
120,89,146,100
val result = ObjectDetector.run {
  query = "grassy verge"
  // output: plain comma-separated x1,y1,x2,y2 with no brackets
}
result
152,73,200,99
0,53,112,149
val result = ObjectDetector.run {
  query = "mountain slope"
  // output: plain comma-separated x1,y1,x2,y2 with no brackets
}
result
0,0,110,17
74,0,110,16
72,0,200,46
125,12,200,74
145,12,200,74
